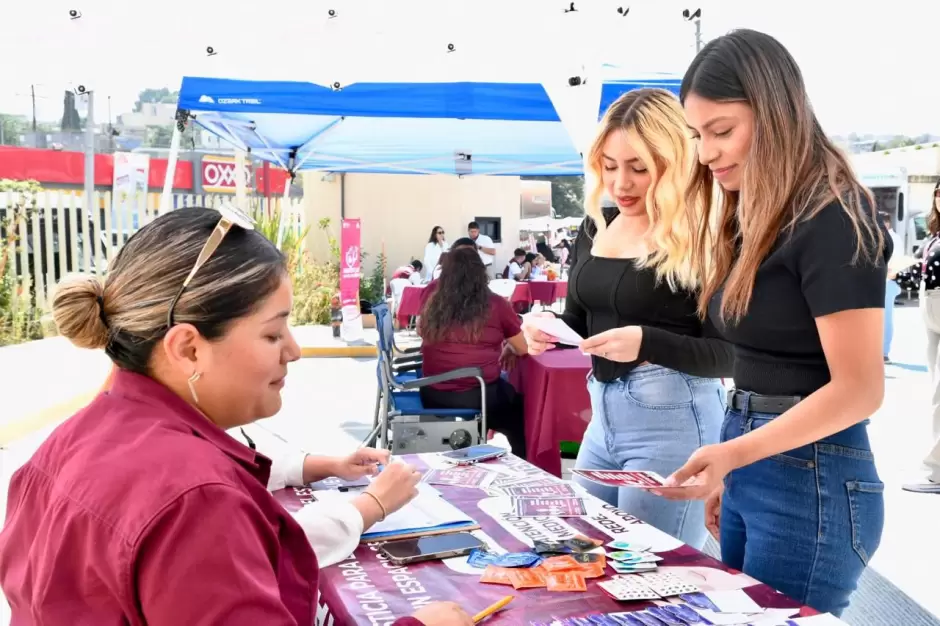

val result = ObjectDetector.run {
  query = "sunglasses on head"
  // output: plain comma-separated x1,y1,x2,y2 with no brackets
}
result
166,204,255,329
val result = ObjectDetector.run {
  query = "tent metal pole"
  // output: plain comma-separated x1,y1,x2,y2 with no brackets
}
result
159,125,182,214
234,149,248,213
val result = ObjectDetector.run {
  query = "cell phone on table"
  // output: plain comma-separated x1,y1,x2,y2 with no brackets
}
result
439,444,508,466
380,532,485,566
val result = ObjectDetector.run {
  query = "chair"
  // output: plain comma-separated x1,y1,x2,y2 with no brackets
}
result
369,302,422,437
364,303,487,453
488,278,517,299
388,278,413,317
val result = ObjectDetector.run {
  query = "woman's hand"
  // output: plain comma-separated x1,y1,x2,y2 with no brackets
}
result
333,448,390,481
366,461,422,515
411,602,473,626
580,326,643,362
704,486,723,541
499,343,519,371
521,312,558,356
652,443,739,501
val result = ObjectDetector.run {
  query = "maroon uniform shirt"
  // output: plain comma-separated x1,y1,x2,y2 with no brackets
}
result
0,369,421,626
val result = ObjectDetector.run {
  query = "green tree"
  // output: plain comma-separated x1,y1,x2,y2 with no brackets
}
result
0,115,29,146
60,91,82,132
524,176,585,218
134,88,180,112
884,135,917,149
145,123,197,149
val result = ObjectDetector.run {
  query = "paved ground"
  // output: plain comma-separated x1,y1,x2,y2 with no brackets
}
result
0,303,937,623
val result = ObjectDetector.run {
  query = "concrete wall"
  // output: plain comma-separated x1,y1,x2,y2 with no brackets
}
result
302,173,521,276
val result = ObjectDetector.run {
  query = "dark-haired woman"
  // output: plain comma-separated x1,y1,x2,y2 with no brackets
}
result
419,247,528,457
896,180,940,492
423,225,449,281
0,207,472,625
657,30,890,616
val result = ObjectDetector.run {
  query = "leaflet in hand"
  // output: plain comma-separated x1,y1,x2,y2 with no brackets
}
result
523,314,584,346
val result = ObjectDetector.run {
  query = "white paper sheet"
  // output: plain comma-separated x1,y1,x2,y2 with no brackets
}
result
314,483,475,538
705,589,764,614
522,314,584,346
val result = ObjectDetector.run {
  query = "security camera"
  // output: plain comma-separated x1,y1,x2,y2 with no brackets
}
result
331,82,342,91
682,8,702,20
568,76,583,87
206,46,216,56
68,9,81,19
447,43,455,52
75,84,87,94
564,2,577,13
327,9,336,18
617,6,629,16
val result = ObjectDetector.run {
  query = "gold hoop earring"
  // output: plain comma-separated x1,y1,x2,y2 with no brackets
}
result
187,371,202,404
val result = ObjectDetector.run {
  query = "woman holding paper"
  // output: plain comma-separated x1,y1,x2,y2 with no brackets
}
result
522,89,733,549
0,207,470,626
656,30,889,616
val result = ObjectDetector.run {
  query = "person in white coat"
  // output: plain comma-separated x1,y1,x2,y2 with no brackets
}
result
423,226,449,281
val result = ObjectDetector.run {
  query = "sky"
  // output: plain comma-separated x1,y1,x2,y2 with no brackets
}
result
0,0,937,136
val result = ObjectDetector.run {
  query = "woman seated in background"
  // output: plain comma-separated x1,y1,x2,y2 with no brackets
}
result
418,247,529,457
0,207,470,626
528,253,547,280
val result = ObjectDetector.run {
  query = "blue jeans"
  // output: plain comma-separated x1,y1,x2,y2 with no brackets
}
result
720,397,884,617
573,364,725,549
884,279,901,357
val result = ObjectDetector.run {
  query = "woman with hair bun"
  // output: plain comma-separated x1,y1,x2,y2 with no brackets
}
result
0,207,471,625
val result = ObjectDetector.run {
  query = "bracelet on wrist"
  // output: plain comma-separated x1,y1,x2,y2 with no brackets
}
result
363,491,388,522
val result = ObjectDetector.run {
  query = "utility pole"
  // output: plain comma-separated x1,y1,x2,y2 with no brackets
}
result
31,85,37,133
683,9,704,53
84,91,95,210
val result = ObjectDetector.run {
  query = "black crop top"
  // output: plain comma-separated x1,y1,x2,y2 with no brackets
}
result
557,209,734,383
709,200,890,396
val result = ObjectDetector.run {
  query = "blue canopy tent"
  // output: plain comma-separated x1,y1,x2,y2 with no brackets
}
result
174,68,681,179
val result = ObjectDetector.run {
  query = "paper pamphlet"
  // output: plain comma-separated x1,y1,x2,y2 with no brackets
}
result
523,314,584,346
314,483,477,541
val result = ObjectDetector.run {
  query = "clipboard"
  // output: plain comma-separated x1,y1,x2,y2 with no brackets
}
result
314,483,480,544
361,521,481,544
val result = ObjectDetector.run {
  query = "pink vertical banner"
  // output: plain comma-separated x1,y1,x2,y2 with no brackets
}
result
340,218,362,308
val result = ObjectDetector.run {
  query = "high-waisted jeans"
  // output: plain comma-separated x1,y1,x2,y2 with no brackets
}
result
573,364,725,549
720,392,884,617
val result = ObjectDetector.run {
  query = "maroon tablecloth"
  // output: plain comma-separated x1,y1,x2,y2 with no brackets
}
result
527,280,568,304
509,350,593,477
509,283,530,304
396,286,425,328
274,454,819,626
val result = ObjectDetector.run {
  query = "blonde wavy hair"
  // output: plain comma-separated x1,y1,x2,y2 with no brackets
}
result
585,88,699,290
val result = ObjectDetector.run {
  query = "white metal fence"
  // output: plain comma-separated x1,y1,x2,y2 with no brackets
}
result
0,191,303,310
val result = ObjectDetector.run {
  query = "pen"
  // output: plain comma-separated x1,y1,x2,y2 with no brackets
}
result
472,595,514,623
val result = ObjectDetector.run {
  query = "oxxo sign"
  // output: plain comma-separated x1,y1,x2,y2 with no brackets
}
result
201,156,252,194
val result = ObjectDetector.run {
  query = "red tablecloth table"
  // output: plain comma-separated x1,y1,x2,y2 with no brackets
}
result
274,454,820,626
509,349,593,477
509,283,531,304
395,285,425,328
527,280,568,305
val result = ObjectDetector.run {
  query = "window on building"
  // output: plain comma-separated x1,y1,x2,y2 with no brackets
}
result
474,217,502,243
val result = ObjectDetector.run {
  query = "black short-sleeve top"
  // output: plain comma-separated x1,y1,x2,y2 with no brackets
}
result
712,200,892,396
